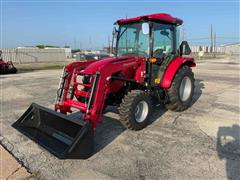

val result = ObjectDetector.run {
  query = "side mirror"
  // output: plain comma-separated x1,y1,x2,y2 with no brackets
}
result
142,22,149,35
179,41,191,55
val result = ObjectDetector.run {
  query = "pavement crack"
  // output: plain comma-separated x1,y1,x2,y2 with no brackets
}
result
0,136,32,175
6,166,22,180
197,125,214,142
172,114,182,125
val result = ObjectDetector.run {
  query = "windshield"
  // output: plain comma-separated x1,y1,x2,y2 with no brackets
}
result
116,23,150,57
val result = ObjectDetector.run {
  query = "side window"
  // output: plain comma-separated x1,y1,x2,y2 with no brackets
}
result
153,24,174,58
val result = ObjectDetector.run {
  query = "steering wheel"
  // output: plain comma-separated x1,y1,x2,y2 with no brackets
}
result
153,49,165,59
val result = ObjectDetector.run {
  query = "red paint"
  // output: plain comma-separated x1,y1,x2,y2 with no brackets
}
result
83,56,132,74
55,56,145,128
116,13,183,25
161,57,196,89
55,55,195,128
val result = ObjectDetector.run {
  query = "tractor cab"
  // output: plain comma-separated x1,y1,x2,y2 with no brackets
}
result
114,13,191,85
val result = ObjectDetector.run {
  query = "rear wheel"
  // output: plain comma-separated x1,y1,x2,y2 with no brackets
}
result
165,65,195,111
9,67,17,74
119,90,152,130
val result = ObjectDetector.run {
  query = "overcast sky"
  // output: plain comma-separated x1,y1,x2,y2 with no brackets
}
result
1,0,239,49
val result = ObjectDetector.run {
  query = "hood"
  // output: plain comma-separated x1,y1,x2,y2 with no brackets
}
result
83,56,133,74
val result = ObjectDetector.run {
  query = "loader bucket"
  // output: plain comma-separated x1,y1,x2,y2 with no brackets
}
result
12,103,94,159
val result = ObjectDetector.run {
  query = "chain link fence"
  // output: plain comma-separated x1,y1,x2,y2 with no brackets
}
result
190,44,240,55
1,48,67,64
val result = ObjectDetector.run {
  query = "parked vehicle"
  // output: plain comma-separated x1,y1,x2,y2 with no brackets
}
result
76,53,110,61
0,50,17,74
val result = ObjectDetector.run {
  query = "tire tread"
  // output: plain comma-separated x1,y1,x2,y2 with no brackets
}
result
165,65,195,112
119,90,152,130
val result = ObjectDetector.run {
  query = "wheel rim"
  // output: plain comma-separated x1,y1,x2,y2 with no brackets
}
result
179,76,192,102
134,101,149,123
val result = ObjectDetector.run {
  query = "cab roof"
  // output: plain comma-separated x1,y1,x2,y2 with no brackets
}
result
116,13,183,25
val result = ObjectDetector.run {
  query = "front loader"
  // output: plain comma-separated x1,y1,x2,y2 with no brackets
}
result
13,13,196,159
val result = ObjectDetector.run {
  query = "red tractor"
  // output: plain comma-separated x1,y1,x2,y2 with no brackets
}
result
0,50,17,74
13,13,196,159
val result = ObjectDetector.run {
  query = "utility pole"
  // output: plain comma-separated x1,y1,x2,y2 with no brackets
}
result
79,41,82,50
182,25,185,42
111,31,115,54
108,35,111,54
89,36,92,50
74,38,76,50
214,32,216,57
210,24,213,53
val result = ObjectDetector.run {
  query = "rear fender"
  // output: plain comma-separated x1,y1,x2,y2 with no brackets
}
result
161,57,196,89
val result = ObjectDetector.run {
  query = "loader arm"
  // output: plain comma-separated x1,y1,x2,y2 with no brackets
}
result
55,57,145,128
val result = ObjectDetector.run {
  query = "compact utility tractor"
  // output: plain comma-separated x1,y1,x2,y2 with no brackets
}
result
13,13,196,159
0,50,17,74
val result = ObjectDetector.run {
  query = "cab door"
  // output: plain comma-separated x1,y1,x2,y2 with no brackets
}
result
151,23,177,85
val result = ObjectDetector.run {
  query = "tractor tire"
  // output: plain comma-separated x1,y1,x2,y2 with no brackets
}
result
165,65,195,112
9,67,17,74
119,90,152,130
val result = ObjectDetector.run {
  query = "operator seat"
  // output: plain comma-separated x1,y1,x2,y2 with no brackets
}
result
153,49,165,60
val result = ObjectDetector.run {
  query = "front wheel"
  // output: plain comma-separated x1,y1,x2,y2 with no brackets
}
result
165,65,195,112
119,90,152,130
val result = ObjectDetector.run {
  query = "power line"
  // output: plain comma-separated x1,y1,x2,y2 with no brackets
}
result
187,37,240,41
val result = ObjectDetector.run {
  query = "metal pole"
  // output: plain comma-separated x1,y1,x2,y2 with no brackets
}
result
182,25,185,41
74,39,76,50
214,32,216,57
108,35,111,54
111,31,114,55
210,24,213,53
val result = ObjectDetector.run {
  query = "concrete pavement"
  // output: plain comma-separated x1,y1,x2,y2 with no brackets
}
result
1,56,239,179
0,146,31,180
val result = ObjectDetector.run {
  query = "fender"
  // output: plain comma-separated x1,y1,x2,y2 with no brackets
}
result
161,57,196,89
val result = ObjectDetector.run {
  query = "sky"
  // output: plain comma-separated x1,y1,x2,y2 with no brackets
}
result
1,0,239,49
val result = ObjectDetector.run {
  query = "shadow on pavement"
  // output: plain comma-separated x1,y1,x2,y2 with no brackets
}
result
190,79,204,107
0,70,33,78
94,102,168,154
94,79,204,155
94,115,125,153
217,124,240,180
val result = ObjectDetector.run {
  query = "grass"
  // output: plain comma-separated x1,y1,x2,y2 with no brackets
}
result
16,64,65,71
